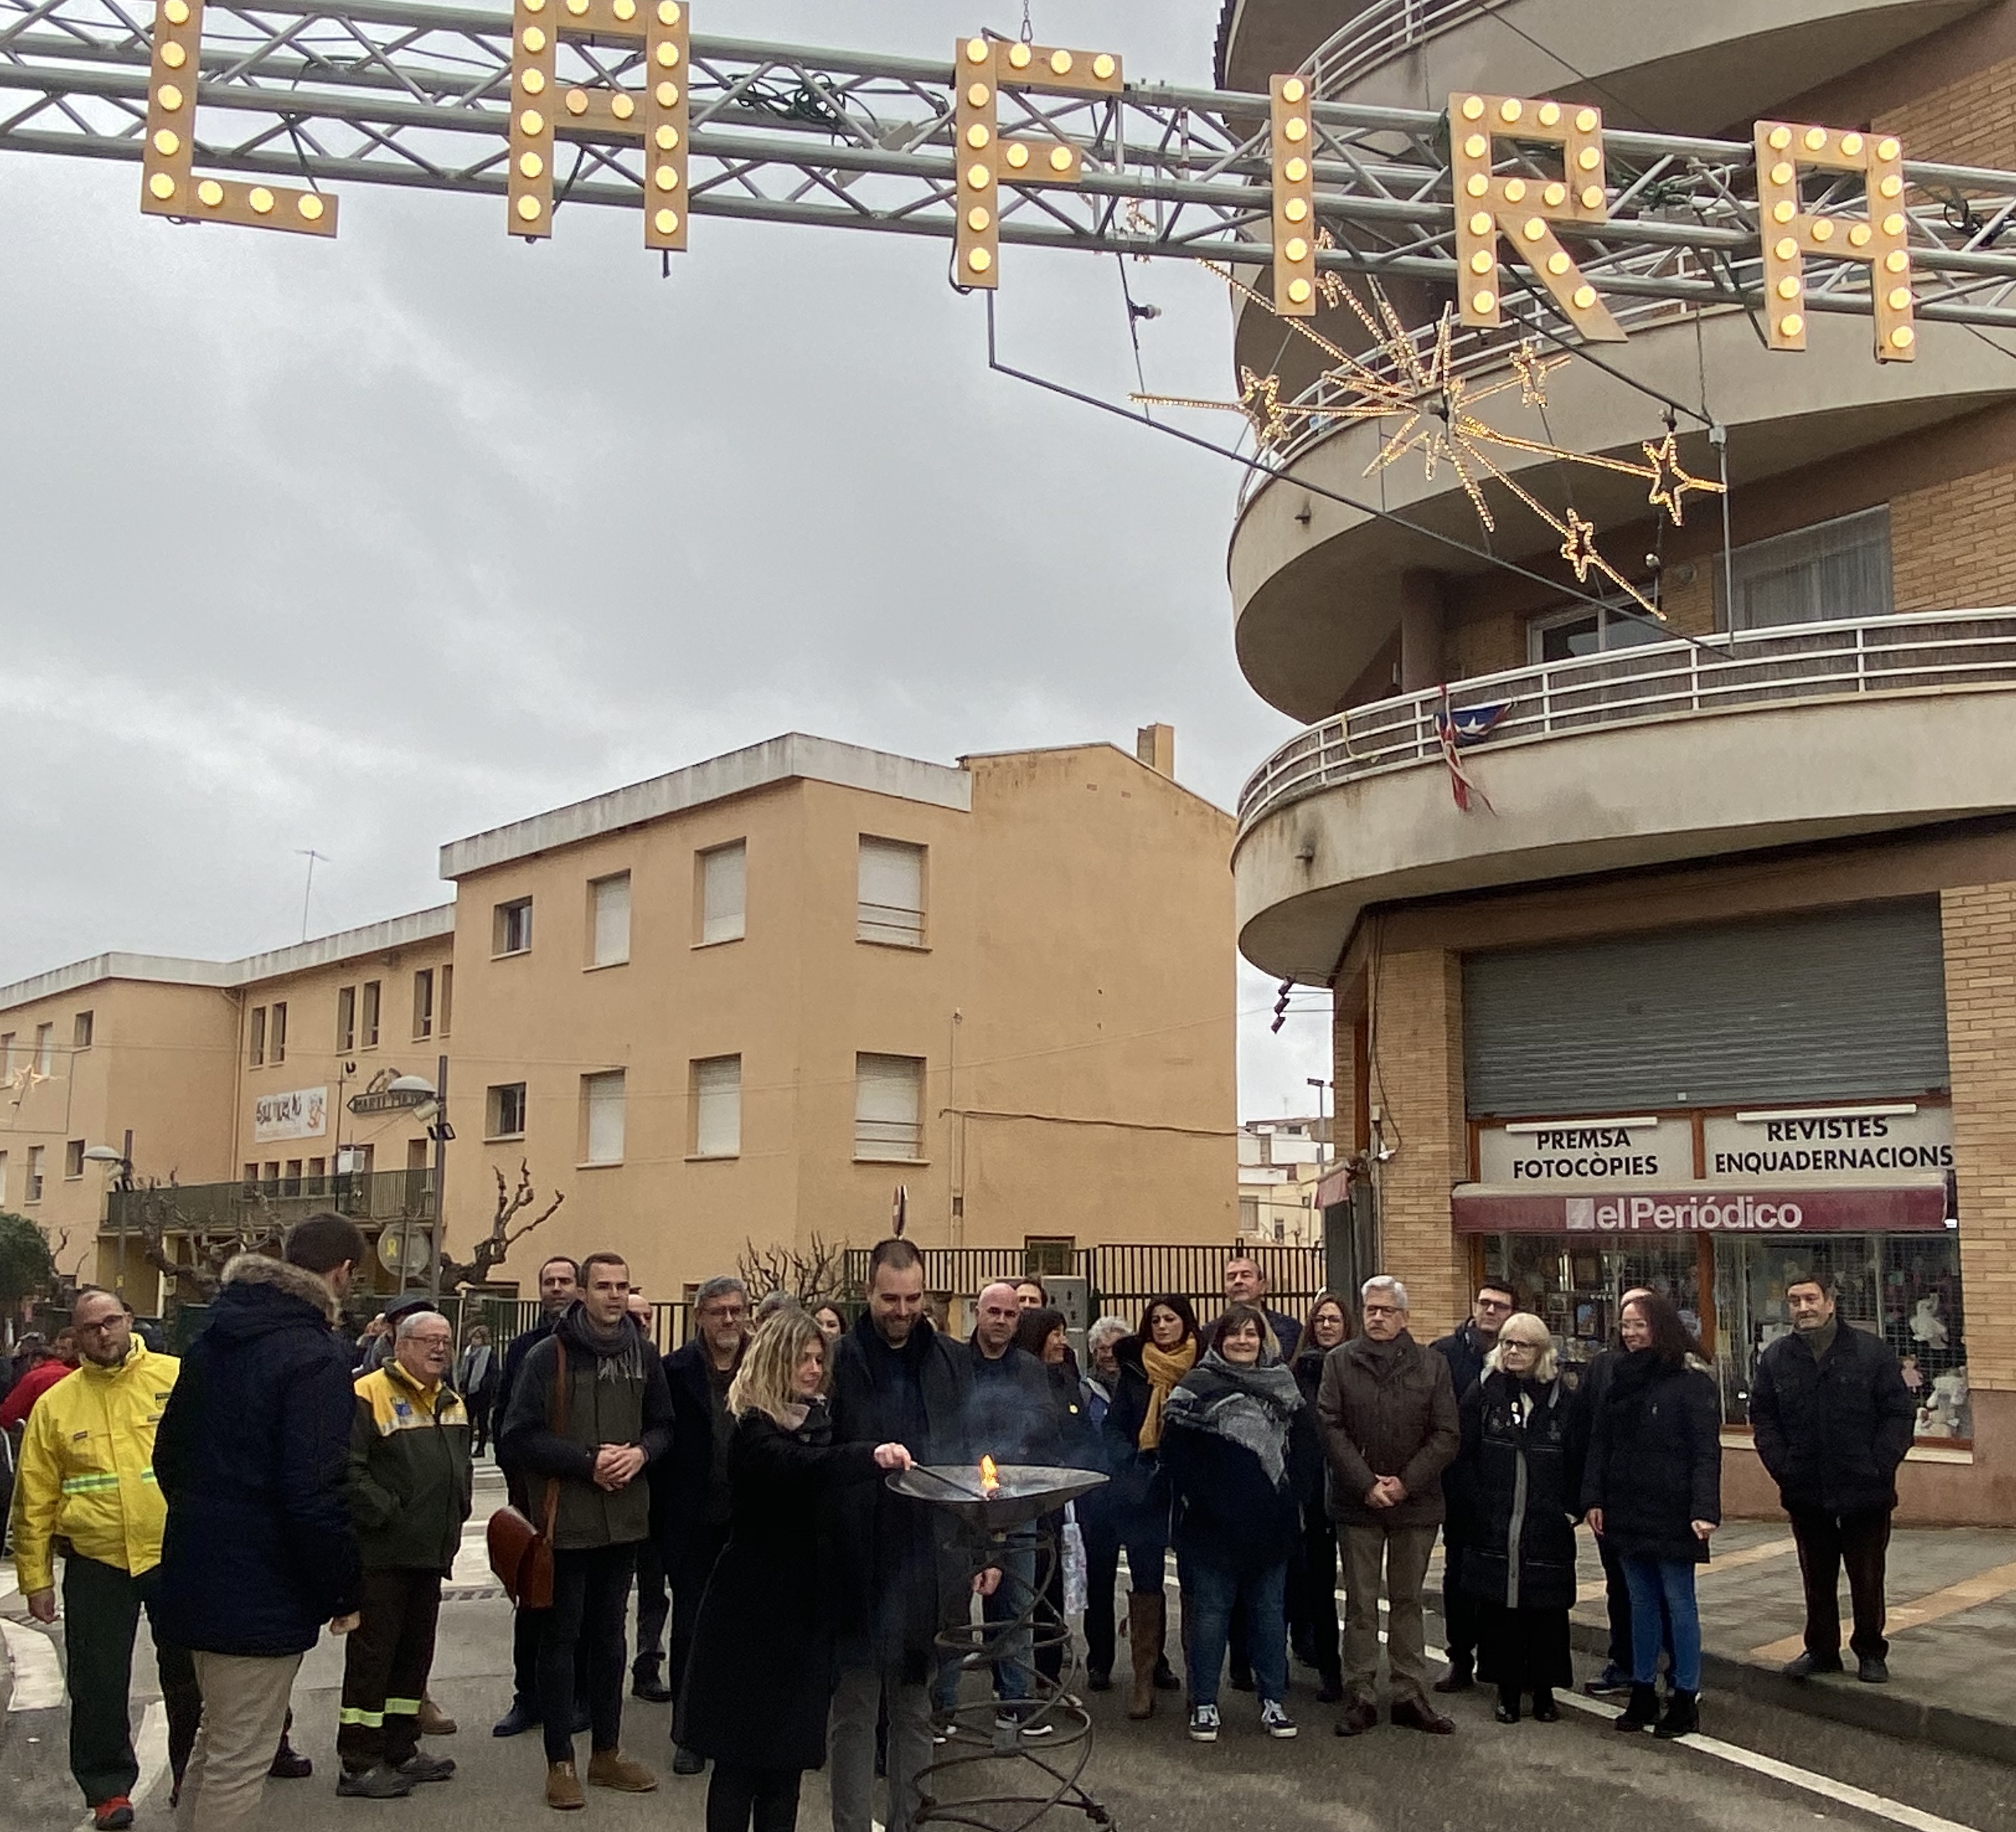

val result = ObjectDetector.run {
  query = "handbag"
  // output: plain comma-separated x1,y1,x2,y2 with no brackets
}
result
487,1335,570,1607
1061,1503,1088,1618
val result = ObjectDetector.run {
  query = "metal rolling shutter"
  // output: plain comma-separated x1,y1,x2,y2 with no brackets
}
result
1462,900,1949,1116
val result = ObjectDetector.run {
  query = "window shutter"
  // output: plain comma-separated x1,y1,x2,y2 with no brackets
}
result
584,1071,626,1163
694,1056,741,1156
858,839,925,944
854,1053,923,1158
702,845,746,944
592,876,631,965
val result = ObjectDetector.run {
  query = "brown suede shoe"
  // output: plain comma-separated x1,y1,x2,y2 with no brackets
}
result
587,1749,659,1792
1331,1692,1379,1737
1390,1694,1456,1735
546,1761,585,1812
418,1699,457,1737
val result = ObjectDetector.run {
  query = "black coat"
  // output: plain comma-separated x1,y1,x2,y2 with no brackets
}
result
1431,1322,1492,1405
965,1338,1058,1465
677,1408,882,1770
1160,1385,1317,1579
1456,1372,1582,1612
495,1316,557,1511
1749,1325,1916,1516
1580,1352,1722,1565
826,1315,972,1680
659,1339,738,1563
1099,1337,1178,1542
152,1255,363,1657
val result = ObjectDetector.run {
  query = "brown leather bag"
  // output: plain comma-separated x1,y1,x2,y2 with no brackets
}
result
487,1337,570,1608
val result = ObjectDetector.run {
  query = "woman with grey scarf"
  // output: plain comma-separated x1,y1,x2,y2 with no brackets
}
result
1157,1303,1317,1746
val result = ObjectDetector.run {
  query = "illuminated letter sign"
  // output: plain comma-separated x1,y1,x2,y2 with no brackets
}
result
952,35,1121,289
1451,93,1620,342
1755,121,1914,361
509,0,688,250
142,0,337,236
1270,75,1317,316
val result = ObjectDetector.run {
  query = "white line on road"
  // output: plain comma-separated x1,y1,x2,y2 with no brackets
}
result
1,1618,65,1711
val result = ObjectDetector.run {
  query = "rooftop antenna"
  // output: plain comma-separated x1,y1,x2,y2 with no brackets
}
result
296,848,330,941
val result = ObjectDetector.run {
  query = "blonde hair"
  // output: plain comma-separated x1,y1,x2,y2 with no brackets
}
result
1484,1311,1559,1383
727,1306,826,1426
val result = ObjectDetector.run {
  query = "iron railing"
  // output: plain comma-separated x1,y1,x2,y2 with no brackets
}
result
105,1167,436,1236
1237,608,2016,836
1303,0,1498,97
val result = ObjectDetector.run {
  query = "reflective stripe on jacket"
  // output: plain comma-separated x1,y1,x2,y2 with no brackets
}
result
8,1341,180,1593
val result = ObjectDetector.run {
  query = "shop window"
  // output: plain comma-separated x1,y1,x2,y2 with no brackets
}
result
1527,597,1670,664
1719,506,1892,631
1477,1235,1703,1382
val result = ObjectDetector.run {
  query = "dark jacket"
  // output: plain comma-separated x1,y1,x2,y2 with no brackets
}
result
499,1304,674,1551
659,1339,741,1563
456,1344,500,1408
1431,1321,1492,1405
153,1254,363,1657
826,1314,972,1680
1099,1335,1181,1541
1047,1362,1101,1471
1159,1355,1315,1579
347,1361,474,1572
1749,1324,1916,1516
1456,1370,1582,1612
1289,1346,1332,1513
1316,1331,1460,1530
677,1405,882,1770
965,1337,1057,1466
1580,1351,1721,1564
495,1316,558,1511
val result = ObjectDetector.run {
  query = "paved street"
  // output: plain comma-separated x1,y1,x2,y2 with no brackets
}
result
6,1500,2016,1832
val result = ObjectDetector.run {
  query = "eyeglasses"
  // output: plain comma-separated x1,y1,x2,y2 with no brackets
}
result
76,1317,126,1335
1362,1304,1402,1318
1475,1297,1513,1311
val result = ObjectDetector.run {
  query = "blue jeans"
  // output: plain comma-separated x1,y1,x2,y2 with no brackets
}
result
934,1530,1037,1711
1622,1556,1700,1693
1184,1557,1288,1708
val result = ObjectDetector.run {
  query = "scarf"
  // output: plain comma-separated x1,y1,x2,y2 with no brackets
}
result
1137,1337,1197,1452
556,1300,647,1383
1159,1349,1303,1489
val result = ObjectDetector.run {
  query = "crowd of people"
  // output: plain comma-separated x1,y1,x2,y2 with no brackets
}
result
1,1221,1920,1830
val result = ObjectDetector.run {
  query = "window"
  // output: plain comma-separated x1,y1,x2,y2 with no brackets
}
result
691,1055,741,1158
854,1053,924,1160
336,985,356,1052
858,838,926,947
1024,1236,1074,1277
0,1151,8,1205
1721,506,1893,631
361,980,382,1049
582,1071,626,1164
248,1006,267,1067
494,897,534,956
1527,596,1672,664
26,1146,44,1203
64,1139,85,1179
269,1001,288,1065
487,1082,528,1139
590,874,632,967
413,969,434,1039
699,842,746,945
283,1158,303,1196
72,1010,93,1050
34,1023,53,1074
242,1161,260,1187
306,1156,328,1190
438,965,454,1037
262,1161,281,1189
0,1034,13,1074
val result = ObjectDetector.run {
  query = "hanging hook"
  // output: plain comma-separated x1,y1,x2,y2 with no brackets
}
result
1020,0,1033,42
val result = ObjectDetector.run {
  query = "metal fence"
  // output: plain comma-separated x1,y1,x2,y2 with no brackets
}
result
1303,0,1497,98
106,1168,435,1238
1237,608,2016,836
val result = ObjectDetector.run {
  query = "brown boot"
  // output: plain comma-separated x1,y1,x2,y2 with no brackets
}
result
417,1697,457,1737
1127,1593,1163,1720
587,1748,659,1792
546,1761,585,1811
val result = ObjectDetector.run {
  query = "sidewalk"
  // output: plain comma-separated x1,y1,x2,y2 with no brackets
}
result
1552,1520,2016,1761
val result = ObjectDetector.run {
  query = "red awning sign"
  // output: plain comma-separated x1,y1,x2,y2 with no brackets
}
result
1451,1182,1949,1235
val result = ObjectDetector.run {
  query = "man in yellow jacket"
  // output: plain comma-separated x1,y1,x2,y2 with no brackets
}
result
10,1288,201,1831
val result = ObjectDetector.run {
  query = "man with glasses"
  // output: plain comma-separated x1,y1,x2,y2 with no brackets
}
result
660,1275,752,1776
13,1288,199,1830
1430,1282,1514,1694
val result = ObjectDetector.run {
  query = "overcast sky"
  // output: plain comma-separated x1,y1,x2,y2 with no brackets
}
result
0,0,1336,1119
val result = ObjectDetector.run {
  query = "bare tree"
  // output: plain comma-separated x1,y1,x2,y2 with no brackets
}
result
127,1180,285,1304
737,1231,850,1305
434,1161,565,1293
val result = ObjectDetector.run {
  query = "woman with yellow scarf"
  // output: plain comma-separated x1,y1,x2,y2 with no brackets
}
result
1101,1295,1202,1720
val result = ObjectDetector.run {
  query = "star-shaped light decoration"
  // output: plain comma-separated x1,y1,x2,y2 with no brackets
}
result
1135,264,1727,620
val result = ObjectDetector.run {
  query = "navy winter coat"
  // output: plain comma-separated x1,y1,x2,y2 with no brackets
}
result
153,1254,363,1657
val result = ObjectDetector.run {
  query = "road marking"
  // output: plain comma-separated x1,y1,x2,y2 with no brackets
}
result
70,1701,166,1831
1,1618,65,1711
1752,1558,2016,1662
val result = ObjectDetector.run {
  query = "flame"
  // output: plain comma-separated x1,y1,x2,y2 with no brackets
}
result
979,1455,1000,1497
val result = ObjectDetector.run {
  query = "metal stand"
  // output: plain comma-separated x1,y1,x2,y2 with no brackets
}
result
913,1515,1112,1832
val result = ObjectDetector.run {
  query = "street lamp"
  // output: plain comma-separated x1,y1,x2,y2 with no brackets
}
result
1306,1076,1332,1168
387,1062,451,1302
83,1135,135,1294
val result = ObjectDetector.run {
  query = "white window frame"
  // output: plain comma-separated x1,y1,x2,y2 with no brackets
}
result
699,842,747,947
26,1145,44,1203
0,1150,8,1205
589,873,632,968
582,1070,626,1165
1526,594,1671,664
692,1055,742,1158
494,897,534,958
486,1081,528,1140
857,838,926,947
854,1052,925,1161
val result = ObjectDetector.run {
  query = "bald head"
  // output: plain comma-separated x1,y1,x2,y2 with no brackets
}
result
974,1283,1021,1358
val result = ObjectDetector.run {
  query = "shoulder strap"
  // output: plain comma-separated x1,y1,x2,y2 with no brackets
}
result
540,1336,570,1538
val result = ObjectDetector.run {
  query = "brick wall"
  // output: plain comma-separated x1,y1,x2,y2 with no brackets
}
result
1892,462,2016,610
1876,56,2016,171
1368,944,1467,1332
1942,883,2016,1392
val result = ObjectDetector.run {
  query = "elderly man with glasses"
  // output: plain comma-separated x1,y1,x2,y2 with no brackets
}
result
1430,1281,1516,1696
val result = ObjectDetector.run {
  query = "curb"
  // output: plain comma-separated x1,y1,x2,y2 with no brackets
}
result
1564,1619,2016,1765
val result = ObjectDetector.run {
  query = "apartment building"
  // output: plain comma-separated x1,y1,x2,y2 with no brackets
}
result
1222,0,2016,1520
1,727,1236,1311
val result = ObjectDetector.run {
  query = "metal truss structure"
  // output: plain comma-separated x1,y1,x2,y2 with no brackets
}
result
11,0,2016,332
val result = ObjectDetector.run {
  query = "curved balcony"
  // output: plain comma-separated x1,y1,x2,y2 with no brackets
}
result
1232,304,2016,723
1232,608,2016,980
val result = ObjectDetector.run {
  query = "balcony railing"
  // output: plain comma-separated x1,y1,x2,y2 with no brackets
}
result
1302,0,1499,97
105,1168,436,1237
1236,608,2016,836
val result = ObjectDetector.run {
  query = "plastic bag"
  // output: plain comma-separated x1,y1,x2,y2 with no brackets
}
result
1061,1504,1088,1617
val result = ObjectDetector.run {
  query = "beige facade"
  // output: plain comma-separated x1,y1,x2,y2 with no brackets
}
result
1,729,1236,1313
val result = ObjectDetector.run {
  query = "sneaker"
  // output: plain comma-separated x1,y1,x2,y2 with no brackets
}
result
1260,1700,1298,1739
1582,1668,1630,1699
92,1803,135,1830
1187,1704,1221,1743
993,1709,1056,1740
395,1753,457,1783
335,1765,415,1800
